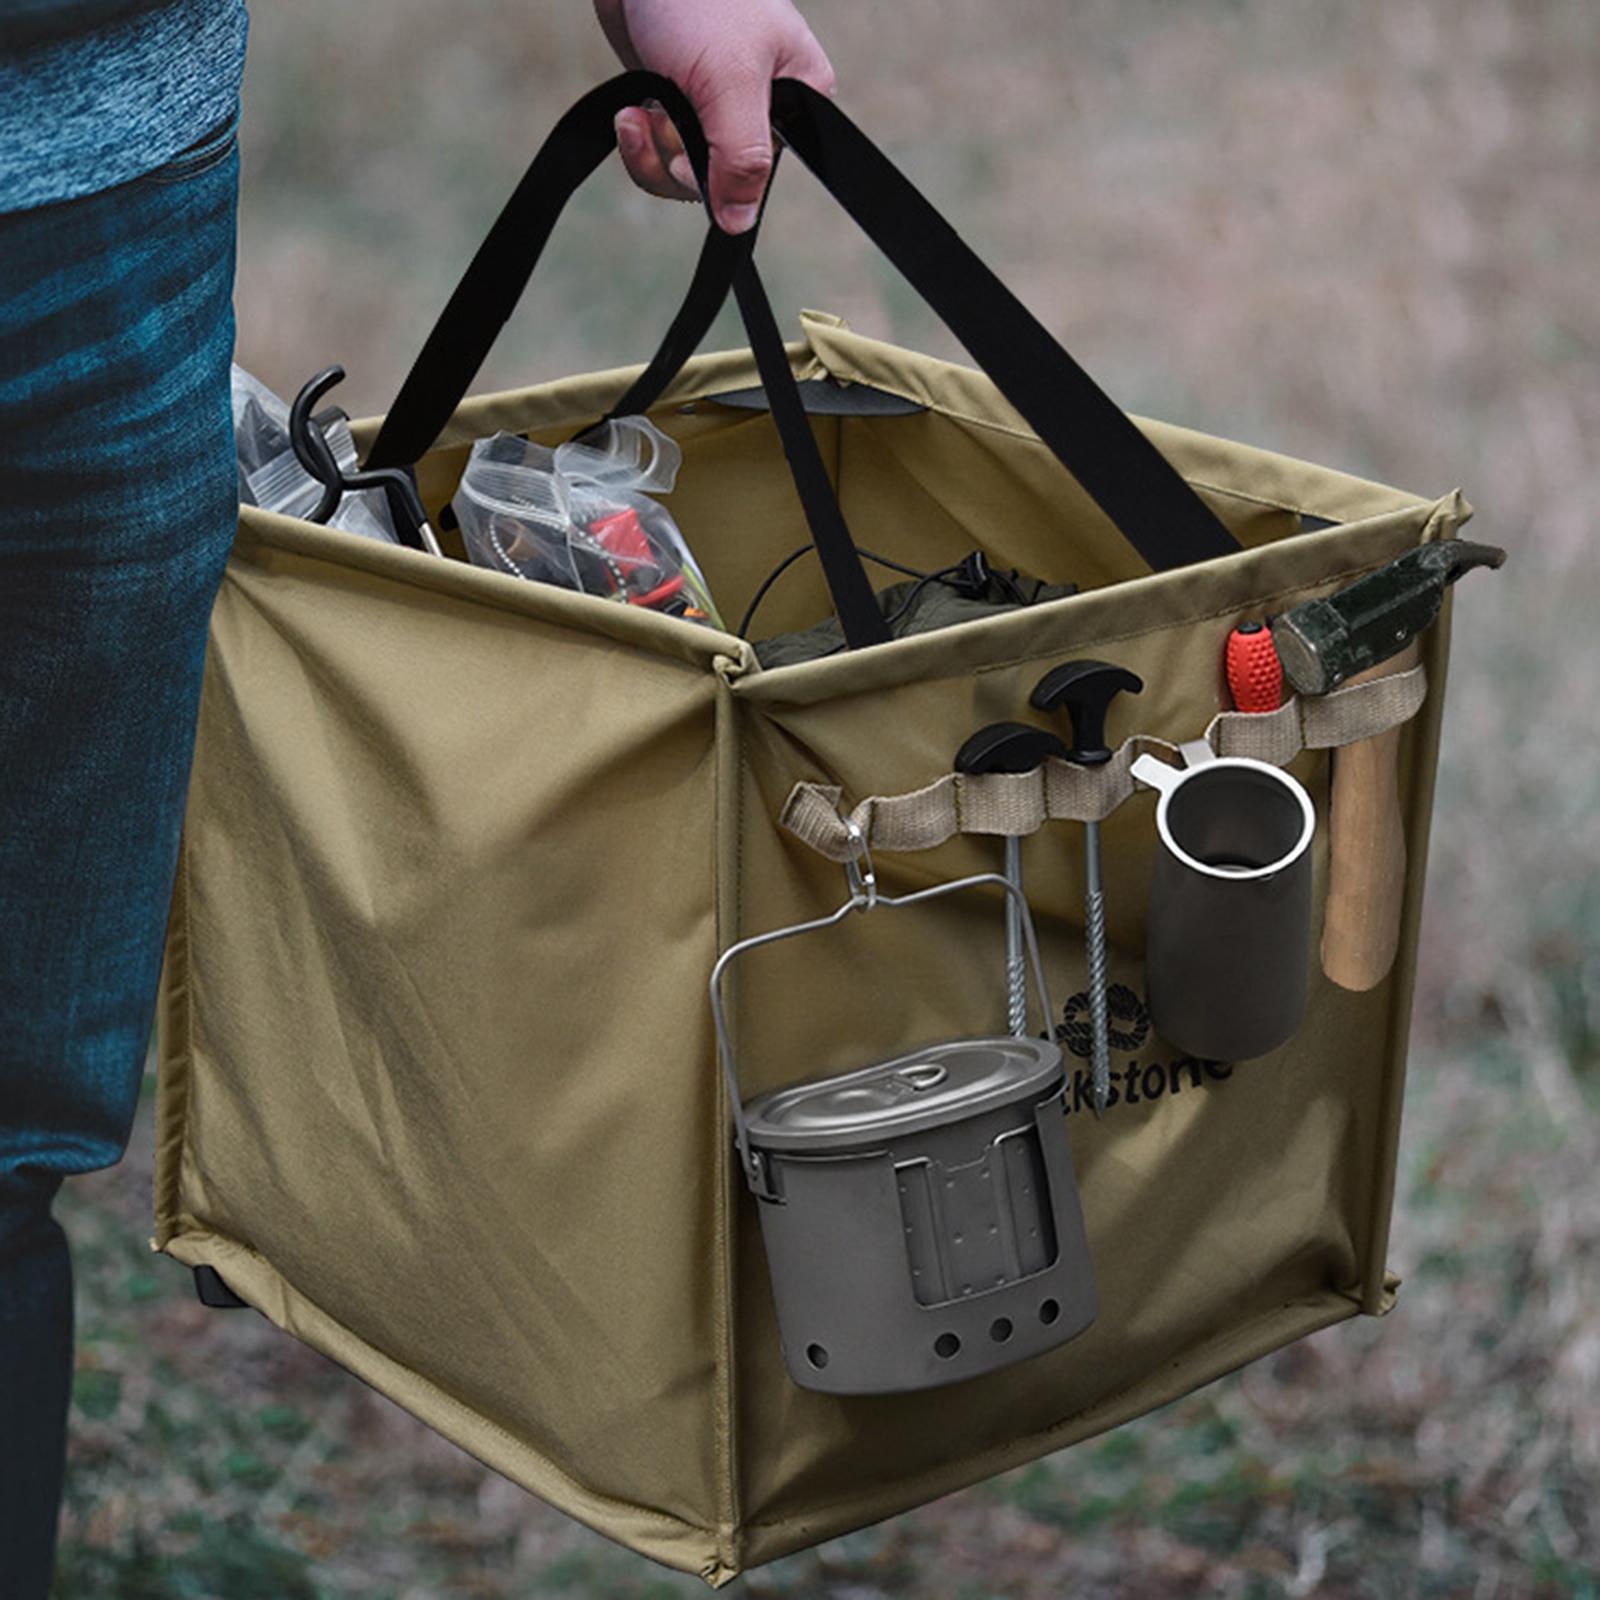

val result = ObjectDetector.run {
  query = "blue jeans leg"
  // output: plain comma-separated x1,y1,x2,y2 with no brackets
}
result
0,124,239,1595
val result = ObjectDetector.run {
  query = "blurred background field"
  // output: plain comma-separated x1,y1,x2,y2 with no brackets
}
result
52,0,1599,1594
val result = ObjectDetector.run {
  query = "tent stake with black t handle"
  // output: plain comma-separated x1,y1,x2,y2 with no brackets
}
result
1031,662,1143,1116
954,723,1069,1036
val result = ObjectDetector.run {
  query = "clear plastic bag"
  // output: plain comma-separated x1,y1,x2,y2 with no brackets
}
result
452,418,722,628
231,364,399,545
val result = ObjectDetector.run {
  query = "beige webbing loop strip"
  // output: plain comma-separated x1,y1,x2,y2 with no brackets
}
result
780,663,1427,862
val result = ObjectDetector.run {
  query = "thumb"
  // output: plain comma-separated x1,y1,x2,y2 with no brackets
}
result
688,66,776,234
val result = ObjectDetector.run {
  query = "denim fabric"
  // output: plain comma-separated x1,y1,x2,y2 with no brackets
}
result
0,118,238,1595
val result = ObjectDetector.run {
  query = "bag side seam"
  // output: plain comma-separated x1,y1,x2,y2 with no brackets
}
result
1356,492,1465,1309
711,666,746,1571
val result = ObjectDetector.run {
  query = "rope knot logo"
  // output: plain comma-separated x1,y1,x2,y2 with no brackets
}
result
1056,982,1150,1060
1052,986,1231,1116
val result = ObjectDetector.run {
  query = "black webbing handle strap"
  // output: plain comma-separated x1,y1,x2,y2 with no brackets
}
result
731,250,892,644
367,72,740,471
760,79,1240,575
603,215,745,424
695,77,1241,645
371,72,1241,648
364,68,889,640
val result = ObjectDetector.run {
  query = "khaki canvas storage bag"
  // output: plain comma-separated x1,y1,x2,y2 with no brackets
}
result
155,75,1472,1584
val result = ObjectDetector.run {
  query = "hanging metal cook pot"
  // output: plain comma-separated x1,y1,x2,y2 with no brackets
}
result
711,832,1097,1396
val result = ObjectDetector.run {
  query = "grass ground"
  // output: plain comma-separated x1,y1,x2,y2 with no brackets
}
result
48,0,1600,1594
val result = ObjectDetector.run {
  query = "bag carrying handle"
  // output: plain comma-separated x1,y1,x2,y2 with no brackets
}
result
753,80,1241,583
372,73,1243,649
364,70,892,638
366,73,748,472
700,80,1246,645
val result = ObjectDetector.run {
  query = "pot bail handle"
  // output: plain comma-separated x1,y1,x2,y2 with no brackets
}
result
710,841,1057,1200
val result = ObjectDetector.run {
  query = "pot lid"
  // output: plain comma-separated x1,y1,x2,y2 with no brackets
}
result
743,1036,1062,1153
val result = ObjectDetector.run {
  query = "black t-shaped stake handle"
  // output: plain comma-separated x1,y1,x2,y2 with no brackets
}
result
1029,660,1144,763
954,721,1070,776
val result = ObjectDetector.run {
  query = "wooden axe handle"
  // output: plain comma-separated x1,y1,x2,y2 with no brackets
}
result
1320,643,1420,991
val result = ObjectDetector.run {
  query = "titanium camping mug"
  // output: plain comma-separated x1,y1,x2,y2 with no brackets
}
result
710,832,1096,1396
1130,744,1317,1062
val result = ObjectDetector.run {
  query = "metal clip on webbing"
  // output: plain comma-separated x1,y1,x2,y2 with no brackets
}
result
710,811,1056,1202
843,816,877,910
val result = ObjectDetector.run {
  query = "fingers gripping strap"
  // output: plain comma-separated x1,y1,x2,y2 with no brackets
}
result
780,663,1428,862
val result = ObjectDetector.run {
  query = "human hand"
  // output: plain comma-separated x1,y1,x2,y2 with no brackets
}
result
593,0,835,233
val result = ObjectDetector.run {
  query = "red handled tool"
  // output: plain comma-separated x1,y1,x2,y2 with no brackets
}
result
1226,621,1283,713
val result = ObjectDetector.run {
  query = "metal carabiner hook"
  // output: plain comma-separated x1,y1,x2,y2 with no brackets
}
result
842,816,878,911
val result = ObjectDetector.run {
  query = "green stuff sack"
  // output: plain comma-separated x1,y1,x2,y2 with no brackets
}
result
752,561,1081,668
155,74,1470,1585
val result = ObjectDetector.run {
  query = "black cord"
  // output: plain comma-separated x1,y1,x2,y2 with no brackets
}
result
808,560,970,661
737,543,931,639
736,546,812,639
882,562,966,633
858,548,928,580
